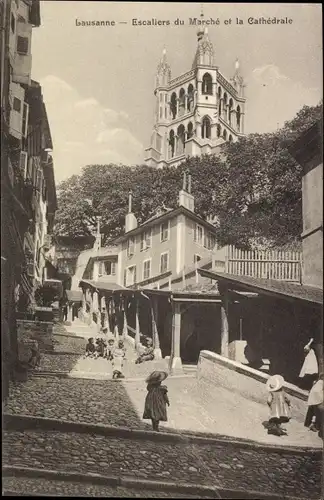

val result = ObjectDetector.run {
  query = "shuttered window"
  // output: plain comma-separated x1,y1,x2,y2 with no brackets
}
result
17,36,29,55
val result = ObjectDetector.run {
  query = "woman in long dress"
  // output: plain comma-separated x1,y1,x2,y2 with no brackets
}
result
143,371,169,432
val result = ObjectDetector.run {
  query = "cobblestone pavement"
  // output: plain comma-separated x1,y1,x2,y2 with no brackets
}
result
2,430,321,498
4,374,322,448
2,477,213,498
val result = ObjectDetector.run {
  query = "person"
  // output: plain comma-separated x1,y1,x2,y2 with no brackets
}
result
106,338,115,361
28,341,41,369
101,307,106,329
304,372,323,438
112,340,126,379
63,304,68,322
94,338,106,358
85,337,96,357
266,374,291,436
299,338,318,390
143,371,170,432
135,338,155,364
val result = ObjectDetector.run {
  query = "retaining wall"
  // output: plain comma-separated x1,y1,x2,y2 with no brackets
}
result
197,351,308,424
17,320,55,363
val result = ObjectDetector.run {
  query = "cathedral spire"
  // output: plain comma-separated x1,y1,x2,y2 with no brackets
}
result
155,46,171,88
192,5,214,68
231,58,245,95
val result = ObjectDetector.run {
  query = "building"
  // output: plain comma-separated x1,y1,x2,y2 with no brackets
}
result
144,21,246,169
288,120,323,289
198,119,323,385
1,0,56,400
114,172,218,289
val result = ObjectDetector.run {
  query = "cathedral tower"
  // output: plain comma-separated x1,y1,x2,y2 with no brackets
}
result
144,10,246,168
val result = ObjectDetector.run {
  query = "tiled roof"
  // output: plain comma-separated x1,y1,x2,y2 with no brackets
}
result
199,270,323,305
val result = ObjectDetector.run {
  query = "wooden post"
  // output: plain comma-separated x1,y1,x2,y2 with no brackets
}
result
67,302,73,322
122,300,128,340
169,302,183,374
135,296,141,350
152,296,162,359
220,287,229,357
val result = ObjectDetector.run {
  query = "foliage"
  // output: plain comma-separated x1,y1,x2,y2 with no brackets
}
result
34,285,59,307
53,102,322,249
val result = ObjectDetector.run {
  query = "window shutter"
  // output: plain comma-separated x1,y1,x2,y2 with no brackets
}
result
13,97,21,112
123,270,126,287
111,262,116,275
194,224,197,242
134,266,137,284
22,102,29,137
17,35,29,54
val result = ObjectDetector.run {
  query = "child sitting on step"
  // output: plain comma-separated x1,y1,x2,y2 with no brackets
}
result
85,337,96,357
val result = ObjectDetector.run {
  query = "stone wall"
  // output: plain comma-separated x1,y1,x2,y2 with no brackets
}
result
17,320,54,363
197,351,308,424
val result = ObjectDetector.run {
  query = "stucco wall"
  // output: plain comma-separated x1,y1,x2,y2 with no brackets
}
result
302,162,323,288
197,351,308,424
184,216,217,268
121,215,178,284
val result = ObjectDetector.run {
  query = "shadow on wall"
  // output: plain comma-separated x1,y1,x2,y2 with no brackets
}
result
181,304,221,363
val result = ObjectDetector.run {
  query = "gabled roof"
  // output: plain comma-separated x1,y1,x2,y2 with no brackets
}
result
111,206,218,244
198,269,323,305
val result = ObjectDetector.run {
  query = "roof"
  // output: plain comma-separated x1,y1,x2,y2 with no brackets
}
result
198,269,323,305
159,256,213,289
288,120,322,171
66,290,83,302
79,280,125,292
110,206,218,244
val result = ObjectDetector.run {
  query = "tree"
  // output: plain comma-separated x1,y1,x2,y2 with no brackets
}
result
54,102,322,249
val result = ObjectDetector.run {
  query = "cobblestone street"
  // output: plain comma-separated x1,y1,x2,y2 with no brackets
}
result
3,329,322,498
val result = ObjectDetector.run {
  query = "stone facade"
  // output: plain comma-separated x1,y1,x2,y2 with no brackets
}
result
145,27,246,168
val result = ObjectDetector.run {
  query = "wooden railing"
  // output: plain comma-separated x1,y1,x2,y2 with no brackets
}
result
224,245,302,282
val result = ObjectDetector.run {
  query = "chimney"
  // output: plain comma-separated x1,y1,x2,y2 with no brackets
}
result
179,171,195,212
125,190,138,233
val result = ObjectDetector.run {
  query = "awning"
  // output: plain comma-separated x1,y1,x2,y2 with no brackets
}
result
198,269,323,305
66,290,83,302
79,280,125,292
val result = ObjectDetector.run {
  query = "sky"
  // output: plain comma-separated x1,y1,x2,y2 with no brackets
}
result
31,2,323,182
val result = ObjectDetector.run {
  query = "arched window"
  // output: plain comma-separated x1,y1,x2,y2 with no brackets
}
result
169,130,175,158
170,92,177,120
229,134,233,143
177,124,186,155
236,105,241,132
223,93,228,120
228,98,233,125
179,88,185,117
217,124,221,138
202,116,211,140
202,73,213,95
187,84,194,112
223,129,227,141
187,122,193,139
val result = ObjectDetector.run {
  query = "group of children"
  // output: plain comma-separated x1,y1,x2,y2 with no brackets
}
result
85,336,126,379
